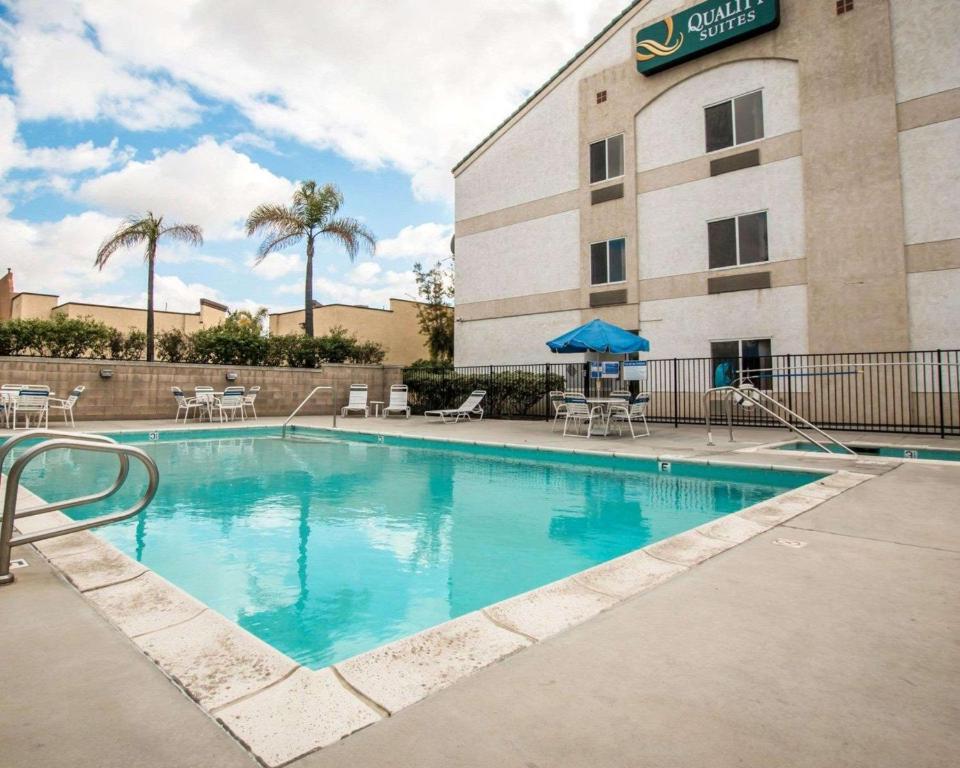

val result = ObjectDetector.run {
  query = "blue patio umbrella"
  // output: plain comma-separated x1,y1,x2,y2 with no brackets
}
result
546,318,650,354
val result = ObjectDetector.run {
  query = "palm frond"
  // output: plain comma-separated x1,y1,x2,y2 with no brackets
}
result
94,217,152,270
160,223,204,248
255,229,304,260
246,203,303,237
320,217,377,261
294,181,342,228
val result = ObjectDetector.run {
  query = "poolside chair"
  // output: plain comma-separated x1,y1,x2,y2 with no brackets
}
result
610,389,632,402
214,386,246,422
242,385,261,420
609,393,651,438
424,390,486,423
12,387,50,430
195,386,216,421
48,385,85,427
549,390,569,432
341,384,369,418
562,392,605,438
172,387,203,423
0,384,25,428
382,384,411,418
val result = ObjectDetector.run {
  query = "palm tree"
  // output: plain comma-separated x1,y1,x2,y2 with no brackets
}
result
95,212,203,362
246,181,376,337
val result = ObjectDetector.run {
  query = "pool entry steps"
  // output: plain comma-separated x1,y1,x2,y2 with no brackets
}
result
704,383,854,455
0,429,159,585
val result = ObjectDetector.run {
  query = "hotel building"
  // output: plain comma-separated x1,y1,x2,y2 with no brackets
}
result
452,0,960,369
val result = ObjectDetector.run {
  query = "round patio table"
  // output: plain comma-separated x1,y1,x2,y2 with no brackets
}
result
584,397,631,437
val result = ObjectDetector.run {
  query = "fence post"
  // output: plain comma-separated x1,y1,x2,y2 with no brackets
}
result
673,358,679,429
937,349,945,439
785,353,793,421
583,362,590,399
544,364,551,422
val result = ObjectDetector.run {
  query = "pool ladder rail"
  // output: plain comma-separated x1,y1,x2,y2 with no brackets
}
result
704,383,855,455
282,384,337,438
0,429,160,585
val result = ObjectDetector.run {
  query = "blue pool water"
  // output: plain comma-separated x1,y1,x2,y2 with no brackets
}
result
11,427,821,668
774,441,960,462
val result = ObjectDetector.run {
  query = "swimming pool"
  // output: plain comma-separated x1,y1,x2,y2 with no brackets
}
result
13,427,822,668
773,441,960,462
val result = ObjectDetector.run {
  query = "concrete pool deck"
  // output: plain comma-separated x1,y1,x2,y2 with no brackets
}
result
1,418,958,767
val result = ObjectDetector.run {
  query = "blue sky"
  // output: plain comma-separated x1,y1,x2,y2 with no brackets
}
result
0,0,623,315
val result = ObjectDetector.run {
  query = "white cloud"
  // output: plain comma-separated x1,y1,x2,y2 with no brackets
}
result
146,274,221,313
278,264,418,309
3,5,201,130
247,251,303,280
4,0,627,203
227,132,281,155
0,95,132,177
377,222,453,261
75,137,296,240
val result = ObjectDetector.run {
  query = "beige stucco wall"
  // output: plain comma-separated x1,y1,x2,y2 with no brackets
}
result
0,357,402,421
7,292,227,334
269,299,437,366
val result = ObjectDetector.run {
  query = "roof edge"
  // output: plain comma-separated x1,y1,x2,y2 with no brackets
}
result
451,0,645,175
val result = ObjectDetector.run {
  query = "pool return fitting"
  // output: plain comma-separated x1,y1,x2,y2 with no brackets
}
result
0,430,159,585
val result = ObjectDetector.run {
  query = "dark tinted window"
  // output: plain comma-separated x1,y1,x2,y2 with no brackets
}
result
606,134,624,179
708,218,737,268
608,238,626,282
734,91,764,144
738,212,768,264
590,140,607,183
705,101,733,152
590,241,608,284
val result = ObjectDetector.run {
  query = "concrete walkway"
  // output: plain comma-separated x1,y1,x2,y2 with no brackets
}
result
1,421,958,767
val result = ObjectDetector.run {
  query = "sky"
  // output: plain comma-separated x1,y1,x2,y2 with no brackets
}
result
0,0,626,315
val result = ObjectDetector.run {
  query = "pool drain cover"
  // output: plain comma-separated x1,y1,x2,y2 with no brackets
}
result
10,558,28,569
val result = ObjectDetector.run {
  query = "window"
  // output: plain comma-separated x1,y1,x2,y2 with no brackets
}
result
711,338,773,390
705,91,764,152
708,211,768,269
590,238,626,285
596,90,607,104
589,134,624,183
836,0,854,14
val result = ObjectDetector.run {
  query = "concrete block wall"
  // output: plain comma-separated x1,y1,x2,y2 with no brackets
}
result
0,357,404,422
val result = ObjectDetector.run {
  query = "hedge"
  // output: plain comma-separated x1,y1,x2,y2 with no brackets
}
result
403,369,564,417
0,316,386,367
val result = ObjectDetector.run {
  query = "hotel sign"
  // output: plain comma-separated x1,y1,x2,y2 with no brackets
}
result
635,0,780,76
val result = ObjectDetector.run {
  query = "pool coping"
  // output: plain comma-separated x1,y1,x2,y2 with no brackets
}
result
8,427,875,767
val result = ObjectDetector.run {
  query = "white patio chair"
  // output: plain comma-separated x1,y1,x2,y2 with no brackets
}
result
214,386,246,422
383,384,411,418
562,392,604,438
424,390,486,423
171,387,203,423
48,385,85,428
242,385,261,420
12,387,50,430
610,389,632,402
0,384,25,428
609,393,651,438
549,390,568,432
341,384,369,417
195,386,216,421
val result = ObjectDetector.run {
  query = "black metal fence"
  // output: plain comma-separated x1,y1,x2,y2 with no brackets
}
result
402,349,960,436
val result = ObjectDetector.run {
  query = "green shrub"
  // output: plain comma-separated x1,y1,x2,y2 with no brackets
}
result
403,369,564,417
156,329,190,363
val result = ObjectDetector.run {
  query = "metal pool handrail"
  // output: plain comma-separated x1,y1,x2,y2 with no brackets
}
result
704,385,855,454
0,430,131,519
0,437,159,585
282,384,336,438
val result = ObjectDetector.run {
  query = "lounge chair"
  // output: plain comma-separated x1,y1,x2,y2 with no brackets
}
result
562,392,605,438
424,390,485,423
383,384,411,418
341,384,369,417
48,385,85,427
609,393,651,438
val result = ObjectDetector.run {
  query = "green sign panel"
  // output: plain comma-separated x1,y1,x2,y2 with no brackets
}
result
635,0,780,76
